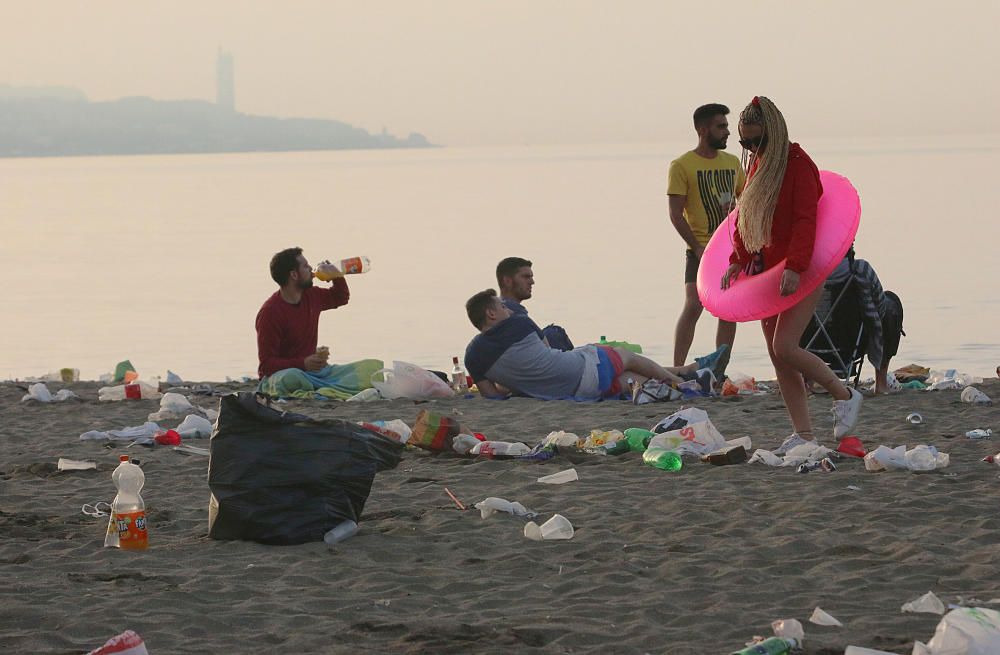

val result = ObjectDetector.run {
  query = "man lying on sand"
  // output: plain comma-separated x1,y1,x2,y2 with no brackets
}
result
463,288,725,400
254,247,381,399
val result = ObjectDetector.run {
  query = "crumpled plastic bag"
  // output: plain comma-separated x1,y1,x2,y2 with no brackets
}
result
147,392,204,421
370,361,454,400
781,441,834,467
646,418,726,456
651,407,709,434
925,369,982,391
749,448,784,466
541,431,582,448
21,383,78,403
176,414,214,438
916,607,1000,655
579,429,623,449
961,386,993,406
474,497,537,520
865,445,949,472
80,421,162,443
771,618,805,641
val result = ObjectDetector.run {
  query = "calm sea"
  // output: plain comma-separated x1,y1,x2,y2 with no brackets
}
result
2,139,998,382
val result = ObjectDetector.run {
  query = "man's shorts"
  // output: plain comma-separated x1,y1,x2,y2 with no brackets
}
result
684,249,701,284
881,290,905,365
574,345,626,400
596,345,625,397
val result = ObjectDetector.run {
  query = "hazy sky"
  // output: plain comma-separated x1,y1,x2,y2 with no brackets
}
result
2,1,997,145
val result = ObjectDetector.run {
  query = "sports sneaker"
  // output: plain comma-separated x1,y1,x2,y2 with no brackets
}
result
774,432,813,455
832,387,863,439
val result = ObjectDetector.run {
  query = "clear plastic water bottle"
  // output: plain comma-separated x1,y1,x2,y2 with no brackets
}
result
642,448,682,471
731,637,800,655
104,455,148,550
469,441,531,458
450,356,469,394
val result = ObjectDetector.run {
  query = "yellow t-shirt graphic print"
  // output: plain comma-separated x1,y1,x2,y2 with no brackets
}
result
667,151,746,247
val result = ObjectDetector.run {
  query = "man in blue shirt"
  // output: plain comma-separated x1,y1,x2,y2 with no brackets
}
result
465,289,715,401
496,257,574,351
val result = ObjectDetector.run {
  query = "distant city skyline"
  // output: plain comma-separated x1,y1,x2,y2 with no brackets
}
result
1,1,997,146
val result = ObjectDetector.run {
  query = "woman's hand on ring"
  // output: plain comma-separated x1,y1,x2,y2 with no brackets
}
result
721,264,741,290
779,269,800,296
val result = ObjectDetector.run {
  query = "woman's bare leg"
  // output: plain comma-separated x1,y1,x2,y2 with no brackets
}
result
770,284,850,401
761,316,814,437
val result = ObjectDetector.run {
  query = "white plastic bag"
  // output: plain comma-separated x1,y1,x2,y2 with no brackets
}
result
371,361,454,400
176,414,214,438
474,497,535,519
920,607,1000,654
651,407,710,434
647,419,726,456
147,392,198,421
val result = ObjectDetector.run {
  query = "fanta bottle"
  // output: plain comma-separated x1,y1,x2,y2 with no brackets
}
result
104,455,148,550
314,256,371,281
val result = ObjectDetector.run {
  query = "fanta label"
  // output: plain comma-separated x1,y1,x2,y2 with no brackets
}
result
114,510,148,550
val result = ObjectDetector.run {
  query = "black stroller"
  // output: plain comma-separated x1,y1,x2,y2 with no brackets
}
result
799,255,869,387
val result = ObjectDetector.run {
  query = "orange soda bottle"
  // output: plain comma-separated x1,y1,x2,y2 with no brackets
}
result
314,256,371,281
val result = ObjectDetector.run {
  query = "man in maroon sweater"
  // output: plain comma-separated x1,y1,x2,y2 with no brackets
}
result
255,247,350,379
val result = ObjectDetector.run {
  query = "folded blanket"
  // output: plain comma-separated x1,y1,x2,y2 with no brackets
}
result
257,359,384,400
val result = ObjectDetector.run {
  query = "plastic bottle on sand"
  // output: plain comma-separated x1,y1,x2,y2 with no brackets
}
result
98,380,161,401
104,455,148,550
642,448,682,471
450,356,469,394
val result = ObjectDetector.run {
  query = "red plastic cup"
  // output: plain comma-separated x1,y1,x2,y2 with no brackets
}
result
124,383,142,400
836,436,866,458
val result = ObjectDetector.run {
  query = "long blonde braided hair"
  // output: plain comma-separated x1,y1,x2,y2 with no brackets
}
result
736,96,789,253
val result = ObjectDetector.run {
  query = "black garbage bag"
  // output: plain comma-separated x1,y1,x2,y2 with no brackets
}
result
207,392,404,545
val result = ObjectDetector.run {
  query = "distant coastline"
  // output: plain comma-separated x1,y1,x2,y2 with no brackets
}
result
0,86,433,158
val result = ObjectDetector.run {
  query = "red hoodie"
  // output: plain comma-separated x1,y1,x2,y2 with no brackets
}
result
255,278,349,377
730,143,822,274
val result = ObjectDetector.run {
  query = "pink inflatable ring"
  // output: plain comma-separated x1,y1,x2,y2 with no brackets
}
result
697,170,860,323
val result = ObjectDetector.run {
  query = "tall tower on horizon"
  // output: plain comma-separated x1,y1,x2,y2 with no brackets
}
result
216,49,235,112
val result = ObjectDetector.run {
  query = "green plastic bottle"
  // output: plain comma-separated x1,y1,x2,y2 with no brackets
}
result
730,637,799,655
601,439,632,455
642,448,682,471
623,428,654,452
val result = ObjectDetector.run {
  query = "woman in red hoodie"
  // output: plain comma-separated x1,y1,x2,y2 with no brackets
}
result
721,96,862,454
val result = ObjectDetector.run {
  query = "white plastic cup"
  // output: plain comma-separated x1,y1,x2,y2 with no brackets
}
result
525,514,575,541
324,520,359,544
536,468,579,485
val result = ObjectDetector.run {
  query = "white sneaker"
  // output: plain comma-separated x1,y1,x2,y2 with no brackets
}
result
774,432,811,456
832,387,863,439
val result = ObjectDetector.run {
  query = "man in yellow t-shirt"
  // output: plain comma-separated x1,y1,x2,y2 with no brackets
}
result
667,103,746,370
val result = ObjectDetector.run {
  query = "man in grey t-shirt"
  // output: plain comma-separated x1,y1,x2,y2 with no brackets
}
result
463,289,691,401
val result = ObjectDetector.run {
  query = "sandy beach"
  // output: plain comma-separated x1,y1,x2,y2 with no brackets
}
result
1,377,998,654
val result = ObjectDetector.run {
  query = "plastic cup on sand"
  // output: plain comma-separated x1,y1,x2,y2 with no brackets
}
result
536,469,578,485
524,514,574,541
